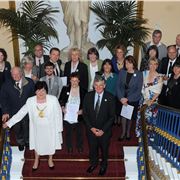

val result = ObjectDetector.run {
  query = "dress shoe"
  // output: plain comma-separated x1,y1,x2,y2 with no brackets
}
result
25,143,29,149
78,147,83,153
86,165,97,173
118,136,126,141
48,165,55,170
126,136,131,140
18,145,24,151
67,147,73,153
98,167,107,176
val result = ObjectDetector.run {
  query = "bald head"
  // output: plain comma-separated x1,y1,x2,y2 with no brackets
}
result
11,66,23,82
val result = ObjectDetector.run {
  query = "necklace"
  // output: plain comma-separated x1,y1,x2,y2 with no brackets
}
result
36,105,47,118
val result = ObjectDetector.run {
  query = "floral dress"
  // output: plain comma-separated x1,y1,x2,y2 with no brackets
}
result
136,70,163,137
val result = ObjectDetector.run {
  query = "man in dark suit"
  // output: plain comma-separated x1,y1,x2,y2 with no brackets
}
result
64,48,88,91
83,75,115,176
158,45,180,105
1,67,34,151
40,47,63,78
33,44,49,78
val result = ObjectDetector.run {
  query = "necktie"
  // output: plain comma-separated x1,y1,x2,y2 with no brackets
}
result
168,61,173,76
95,95,100,117
48,78,51,89
54,64,59,76
16,82,20,90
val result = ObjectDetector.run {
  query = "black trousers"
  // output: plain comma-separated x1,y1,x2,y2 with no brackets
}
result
87,132,110,168
13,115,29,146
64,121,83,149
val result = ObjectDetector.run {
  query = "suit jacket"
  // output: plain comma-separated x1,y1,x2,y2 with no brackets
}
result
0,77,35,116
40,75,63,99
59,85,87,121
116,69,143,102
33,55,49,66
83,91,115,137
39,59,62,78
158,57,180,75
64,61,88,91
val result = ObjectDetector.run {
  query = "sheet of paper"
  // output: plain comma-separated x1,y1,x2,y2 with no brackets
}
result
120,104,134,120
64,103,79,124
61,76,67,86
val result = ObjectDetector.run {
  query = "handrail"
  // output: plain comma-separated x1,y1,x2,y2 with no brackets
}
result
137,104,151,180
0,121,5,170
0,128,12,180
137,103,180,179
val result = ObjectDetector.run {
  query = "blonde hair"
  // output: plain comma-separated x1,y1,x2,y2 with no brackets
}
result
148,57,159,65
68,47,82,62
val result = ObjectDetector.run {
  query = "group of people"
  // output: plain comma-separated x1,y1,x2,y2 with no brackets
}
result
1,29,180,176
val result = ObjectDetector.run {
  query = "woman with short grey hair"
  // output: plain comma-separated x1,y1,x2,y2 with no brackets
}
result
21,55,39,82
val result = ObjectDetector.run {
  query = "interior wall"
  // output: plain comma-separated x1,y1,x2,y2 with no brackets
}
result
0,2,15,66
143,1,180,46
1,1,180,67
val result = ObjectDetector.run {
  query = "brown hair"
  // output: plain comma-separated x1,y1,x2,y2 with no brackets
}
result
125,55,137,70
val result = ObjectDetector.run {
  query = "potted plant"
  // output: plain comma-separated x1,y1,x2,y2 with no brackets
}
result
90,1,150,55
0,1,59,55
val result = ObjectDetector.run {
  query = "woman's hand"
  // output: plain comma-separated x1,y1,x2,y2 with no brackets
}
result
2,114,9,122
2,122,8,129
120,98,128,105
77,109,83,115
61,106,66,114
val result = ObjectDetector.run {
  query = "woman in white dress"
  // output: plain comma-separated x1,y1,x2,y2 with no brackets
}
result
3,81,63,170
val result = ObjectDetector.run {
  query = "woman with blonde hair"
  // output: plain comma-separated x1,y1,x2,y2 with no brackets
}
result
64,48,88,91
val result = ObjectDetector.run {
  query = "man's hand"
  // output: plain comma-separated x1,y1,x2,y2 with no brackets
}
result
2,114,9,122
91,127,100,135
96,129,104,137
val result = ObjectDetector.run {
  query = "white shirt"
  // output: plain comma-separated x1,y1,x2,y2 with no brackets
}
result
71,61,79,73
90,63,98,90
35,56,44,66
166,58,176,77
16,78,22,89
150,41,162,47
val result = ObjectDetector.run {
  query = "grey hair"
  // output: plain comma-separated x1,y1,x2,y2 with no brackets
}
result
21,55,34,68
93,74,105,84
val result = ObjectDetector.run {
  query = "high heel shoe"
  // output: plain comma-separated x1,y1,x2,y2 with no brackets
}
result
48,159,54,170
32,159,40,171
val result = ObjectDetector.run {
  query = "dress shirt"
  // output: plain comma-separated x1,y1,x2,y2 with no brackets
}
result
35,57,44,66
166,58,176,77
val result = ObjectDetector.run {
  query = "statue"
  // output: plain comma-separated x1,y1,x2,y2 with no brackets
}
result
61,0,94,51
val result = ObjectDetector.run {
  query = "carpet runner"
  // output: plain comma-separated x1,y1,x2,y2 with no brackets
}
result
10,123,138,179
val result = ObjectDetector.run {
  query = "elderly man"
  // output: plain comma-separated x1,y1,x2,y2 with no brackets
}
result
158,45,180,105
83,75,115,176
1,67,34,151
33,44,49,78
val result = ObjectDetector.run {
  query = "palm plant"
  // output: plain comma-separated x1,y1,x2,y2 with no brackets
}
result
0,1,59,55
90,1,150,55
